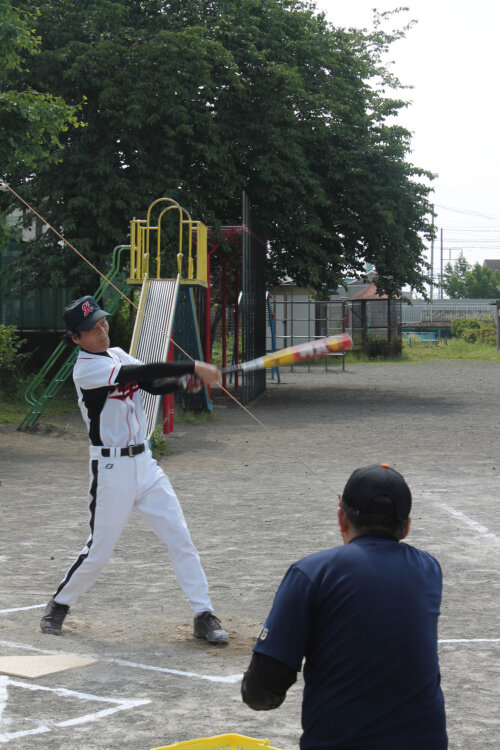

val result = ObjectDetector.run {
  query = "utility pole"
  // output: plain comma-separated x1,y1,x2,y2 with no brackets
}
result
440,228,444,299
430,207,435,300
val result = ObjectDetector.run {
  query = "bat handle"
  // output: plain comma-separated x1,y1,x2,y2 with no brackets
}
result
220,364,241,375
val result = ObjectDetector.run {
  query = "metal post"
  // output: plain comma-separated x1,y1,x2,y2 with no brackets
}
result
430,207,435,300
440,228,444,299
387,297,392,349
234,268,240,389
308,296,312,372
221,261,227,389
493,300,500,350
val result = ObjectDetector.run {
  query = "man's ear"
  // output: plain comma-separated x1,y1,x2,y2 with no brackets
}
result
70,331,81,345
337,504,350,534
401,517,411,540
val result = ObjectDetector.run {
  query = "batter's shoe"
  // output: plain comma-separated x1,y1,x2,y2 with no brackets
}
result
40,600,69,635
193,611,229,644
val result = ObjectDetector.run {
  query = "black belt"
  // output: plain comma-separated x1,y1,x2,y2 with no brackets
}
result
101,444,145,458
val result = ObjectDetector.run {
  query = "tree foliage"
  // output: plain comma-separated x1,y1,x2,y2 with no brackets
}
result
0,0,79,246
443,253,500,298
4,0,434,298
0,323,29,388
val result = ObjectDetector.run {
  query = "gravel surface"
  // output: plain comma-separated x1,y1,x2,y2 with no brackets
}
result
1,360,499,749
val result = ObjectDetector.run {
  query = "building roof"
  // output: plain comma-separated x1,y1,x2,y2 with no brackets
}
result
483,259,500,272
348,282,389,300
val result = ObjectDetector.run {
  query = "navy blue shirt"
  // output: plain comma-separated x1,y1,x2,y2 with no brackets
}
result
253,536,447,750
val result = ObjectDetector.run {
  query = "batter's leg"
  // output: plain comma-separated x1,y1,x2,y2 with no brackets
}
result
134,452,213,616
50,458,136,608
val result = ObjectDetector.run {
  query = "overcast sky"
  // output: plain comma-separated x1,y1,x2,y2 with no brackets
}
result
315,0,500,280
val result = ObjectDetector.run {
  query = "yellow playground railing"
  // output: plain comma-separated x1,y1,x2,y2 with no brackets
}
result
129,197,207,286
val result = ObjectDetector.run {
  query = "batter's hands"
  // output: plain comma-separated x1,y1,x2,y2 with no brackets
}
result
178,374,204,394
194,361,222,385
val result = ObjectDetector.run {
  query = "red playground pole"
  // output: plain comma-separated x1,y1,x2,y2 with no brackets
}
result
162,338,175,434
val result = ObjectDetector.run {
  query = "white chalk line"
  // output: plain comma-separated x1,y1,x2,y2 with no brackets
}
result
437,502,500,544
107,656,242,683
0,639,239,744
0,673,150,744
439,638,500,644
424,488,500,544
0,640,242,684
0,604,45,614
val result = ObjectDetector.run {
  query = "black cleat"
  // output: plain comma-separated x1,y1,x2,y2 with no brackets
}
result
193,611,229,644
40,599,69,635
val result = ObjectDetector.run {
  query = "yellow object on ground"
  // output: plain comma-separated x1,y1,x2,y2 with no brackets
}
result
151,732,284,750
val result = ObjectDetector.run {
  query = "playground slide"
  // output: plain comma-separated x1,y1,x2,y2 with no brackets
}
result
129,276,179,440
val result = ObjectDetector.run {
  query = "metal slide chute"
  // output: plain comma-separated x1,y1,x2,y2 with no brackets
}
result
129,276,178,439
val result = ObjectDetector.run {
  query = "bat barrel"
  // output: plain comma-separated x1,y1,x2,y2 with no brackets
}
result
220,334,352,375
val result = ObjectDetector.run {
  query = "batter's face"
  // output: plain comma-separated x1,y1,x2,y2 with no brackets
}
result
72,317,110,353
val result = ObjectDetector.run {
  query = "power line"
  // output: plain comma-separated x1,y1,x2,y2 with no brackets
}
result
435,204,500,220
439,227,500,232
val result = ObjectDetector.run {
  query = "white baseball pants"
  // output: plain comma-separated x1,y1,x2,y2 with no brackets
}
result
53,445,213,615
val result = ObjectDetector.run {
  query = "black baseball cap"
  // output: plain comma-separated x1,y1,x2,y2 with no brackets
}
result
342,464,412,521
63,295,110,332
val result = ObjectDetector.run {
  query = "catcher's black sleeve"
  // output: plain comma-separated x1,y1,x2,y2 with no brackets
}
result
241,652,297,711
115,361,195,385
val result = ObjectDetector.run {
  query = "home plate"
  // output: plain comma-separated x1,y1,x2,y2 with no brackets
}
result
0,654,96,678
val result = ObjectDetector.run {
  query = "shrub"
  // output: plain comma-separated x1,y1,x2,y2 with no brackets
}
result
451,317,496,345
451,318,480,338
0,325,31,390
477,322,497,345
364,336,403,359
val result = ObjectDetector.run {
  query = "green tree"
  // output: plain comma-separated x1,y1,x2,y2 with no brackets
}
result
6,0,434,298
464,263,500,298
444,254,500,298
442,253,470,298
0,0,79,247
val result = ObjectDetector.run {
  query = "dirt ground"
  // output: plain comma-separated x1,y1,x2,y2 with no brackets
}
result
1,360,499,749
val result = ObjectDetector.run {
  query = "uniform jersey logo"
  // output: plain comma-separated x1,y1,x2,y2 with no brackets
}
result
109,381,139,401
82,301,94,316
259,627,269,641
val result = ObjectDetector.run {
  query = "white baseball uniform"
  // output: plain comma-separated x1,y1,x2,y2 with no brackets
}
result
52,346,213,615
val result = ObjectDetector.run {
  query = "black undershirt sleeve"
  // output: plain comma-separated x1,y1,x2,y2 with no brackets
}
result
241,652,297,711
115,361,195,386
137,377,181,395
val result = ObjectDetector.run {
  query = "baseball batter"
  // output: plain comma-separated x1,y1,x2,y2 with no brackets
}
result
40,295,228,644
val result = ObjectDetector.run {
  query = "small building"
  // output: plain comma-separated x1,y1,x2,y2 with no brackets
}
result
483,259,500,274
267,273,401,351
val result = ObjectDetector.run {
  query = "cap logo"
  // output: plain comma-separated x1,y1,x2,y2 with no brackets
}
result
82,301,94,317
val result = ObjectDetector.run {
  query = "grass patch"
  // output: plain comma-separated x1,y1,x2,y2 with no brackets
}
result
401,337,500,363
345,350,410,365
150,426,172,459
175,409,214,424
335,337,500,365
0,379,79,426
